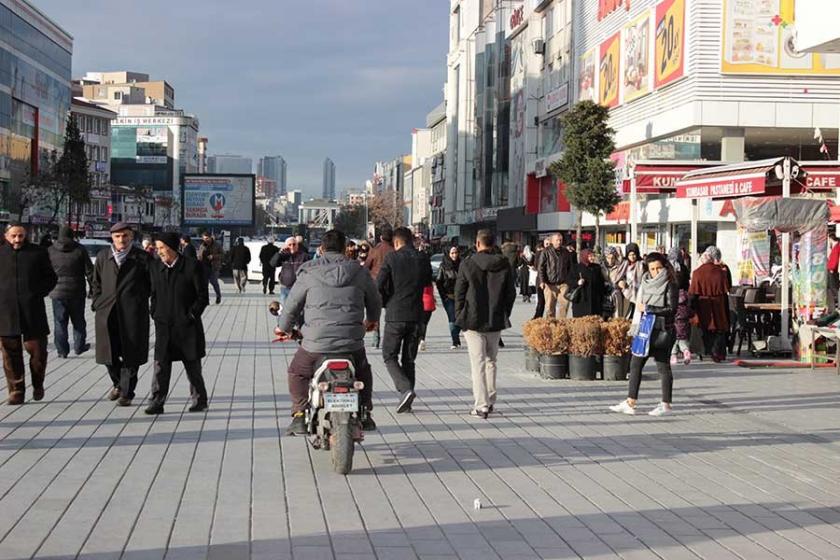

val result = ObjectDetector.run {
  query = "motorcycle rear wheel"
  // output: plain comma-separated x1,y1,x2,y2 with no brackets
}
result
329,413,354,474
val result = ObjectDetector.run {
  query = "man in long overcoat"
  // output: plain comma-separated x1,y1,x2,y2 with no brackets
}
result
91,223,151,406
0,224,57,404
144,233,209,415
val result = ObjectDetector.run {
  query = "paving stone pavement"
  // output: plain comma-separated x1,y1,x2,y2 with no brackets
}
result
0,282,839,559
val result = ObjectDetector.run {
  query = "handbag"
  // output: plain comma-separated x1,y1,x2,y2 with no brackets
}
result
564,285,582,304
631,312,656,357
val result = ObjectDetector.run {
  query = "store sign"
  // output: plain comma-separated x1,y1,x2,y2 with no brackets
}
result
800,167,840,189
475,206,501,222
676,175,767,199
598,0,630,21
654,0,685,88
115,116,183,126
545,83,569,112
509,5,526,33
599,32,621,108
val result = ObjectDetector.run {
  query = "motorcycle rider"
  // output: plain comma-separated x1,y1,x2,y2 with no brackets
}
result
275,229,381,436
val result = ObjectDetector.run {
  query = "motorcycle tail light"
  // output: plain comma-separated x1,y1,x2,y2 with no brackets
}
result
317,382,329,392
333,386,349,393
353,381,365,390
327,361,350,370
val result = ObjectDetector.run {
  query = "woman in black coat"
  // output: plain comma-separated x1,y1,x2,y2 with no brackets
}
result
435,246,462,348
571,249,606,318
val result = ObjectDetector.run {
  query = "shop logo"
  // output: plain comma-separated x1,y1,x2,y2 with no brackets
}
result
510,6,525,30
209,193,226,212
598,0,629,21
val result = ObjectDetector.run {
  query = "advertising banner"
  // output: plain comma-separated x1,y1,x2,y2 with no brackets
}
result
599,32,621,108
654,0,686,88
676,175,767,198
623,11,652,102
722,0,840,75
795,226,828,321
181,174,255,227
736,228,772,285
578,48,598,102
509,32,527,207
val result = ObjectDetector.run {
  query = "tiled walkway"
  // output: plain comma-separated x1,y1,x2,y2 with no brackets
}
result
1,284,839,559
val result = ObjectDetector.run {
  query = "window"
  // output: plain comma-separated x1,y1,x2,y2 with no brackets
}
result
544,6,554,39
102,147,108,161
113,91,122,100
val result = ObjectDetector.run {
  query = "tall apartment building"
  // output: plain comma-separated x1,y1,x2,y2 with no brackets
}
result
258,155,287,195
322,157,336,200
79,71,175,109
0,0,73,220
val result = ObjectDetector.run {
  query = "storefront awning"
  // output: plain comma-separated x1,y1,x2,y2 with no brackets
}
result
622,161,722,194
497,206,537,232
798,162,840,190
675,158,784,199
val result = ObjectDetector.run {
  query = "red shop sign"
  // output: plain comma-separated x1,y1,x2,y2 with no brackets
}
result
676,174,766,199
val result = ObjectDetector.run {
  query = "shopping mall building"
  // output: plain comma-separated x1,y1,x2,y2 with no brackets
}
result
0,0,72,222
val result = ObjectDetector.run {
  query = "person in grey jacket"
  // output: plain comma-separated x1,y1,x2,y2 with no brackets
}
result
275,229,382,436
47,226,93,358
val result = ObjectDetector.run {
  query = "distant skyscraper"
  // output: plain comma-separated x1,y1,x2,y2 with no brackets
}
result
207,154,252,174
322,157,336,200
259,156,287,195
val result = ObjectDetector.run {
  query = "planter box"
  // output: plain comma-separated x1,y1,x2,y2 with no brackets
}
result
539,353,568,379
524,347,540,373
569,354,597,380
602,354,630,381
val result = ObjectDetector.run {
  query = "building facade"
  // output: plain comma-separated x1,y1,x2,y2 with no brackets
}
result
258,155,287,196
0,0,73,221
299,198,339,229
207,154,252,175
72,99,116,188
322,157,336,200
80,71,175,109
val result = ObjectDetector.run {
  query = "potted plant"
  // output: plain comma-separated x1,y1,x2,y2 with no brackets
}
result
522,319,544,373
568,316,602,380
601,318,631,381
522,318,570,379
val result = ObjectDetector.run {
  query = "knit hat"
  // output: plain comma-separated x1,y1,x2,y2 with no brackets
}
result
157,232,180,253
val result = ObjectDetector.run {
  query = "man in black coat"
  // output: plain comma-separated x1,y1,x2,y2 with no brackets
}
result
91,222,152,406
0,224,58,405
180,234,198,260
377,227,432,413
259,237,279,294
47,226,93,358
229,237,251,293
455,229,515,417
144,233,209,415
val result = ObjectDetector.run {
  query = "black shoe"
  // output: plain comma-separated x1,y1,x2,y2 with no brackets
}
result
117,396,133,407
285,414,307,436
263,287,267,294
33,387,44,401
361,410,377,431
74,343,90,356
145,402,164,415
488,405,494,413
269,291,275,295
396,390,416,414
57,353,68,359
498,339,505,348
215,295,222,304
188,401,208,413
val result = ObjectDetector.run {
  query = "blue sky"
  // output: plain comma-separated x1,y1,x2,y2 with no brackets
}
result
35,0,449,198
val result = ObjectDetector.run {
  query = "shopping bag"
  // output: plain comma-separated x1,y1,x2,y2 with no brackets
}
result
631,312,656,358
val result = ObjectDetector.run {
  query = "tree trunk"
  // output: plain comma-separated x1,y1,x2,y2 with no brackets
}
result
595,213,601,250
576,213,582,253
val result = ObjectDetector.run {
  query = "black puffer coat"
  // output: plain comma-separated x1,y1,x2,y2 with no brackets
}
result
48,237,93,300
435,254,460,300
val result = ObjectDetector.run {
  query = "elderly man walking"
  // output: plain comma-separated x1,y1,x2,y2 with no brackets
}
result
0,224,57,405
538,232,574,319
144,233,209,415
47,226,93,358
91,223,152,406
270,236,310,306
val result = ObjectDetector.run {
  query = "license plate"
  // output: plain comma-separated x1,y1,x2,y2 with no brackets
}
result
323,392,358,412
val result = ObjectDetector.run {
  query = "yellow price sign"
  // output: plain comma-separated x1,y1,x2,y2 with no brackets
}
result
654,0,685,88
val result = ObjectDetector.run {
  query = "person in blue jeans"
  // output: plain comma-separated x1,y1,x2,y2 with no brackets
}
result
435,246,462,349
47,227,93,358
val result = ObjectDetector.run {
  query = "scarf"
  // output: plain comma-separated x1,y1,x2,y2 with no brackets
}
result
112,245,129,268
636,270,671,308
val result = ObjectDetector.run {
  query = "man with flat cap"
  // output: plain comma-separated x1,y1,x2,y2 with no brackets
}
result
91,222,151,406
144,232,209,415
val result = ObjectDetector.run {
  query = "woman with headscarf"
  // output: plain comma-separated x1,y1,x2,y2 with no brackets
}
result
668,246,693,365
605,246,628,318
610,252,679,417
689,246,730,362
519,245,534,302
618,242,645,318
571,249,606,318
435,245,462,349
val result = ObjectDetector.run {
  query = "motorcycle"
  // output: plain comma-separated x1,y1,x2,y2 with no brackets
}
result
269,301,365,475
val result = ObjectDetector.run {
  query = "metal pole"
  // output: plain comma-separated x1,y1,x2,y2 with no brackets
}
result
691,199,698,271
630,172,638,243
781,157,791,349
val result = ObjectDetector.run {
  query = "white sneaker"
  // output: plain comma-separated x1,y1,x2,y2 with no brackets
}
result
419,340,427,351
450,345,458,350
609,400,636,415
648,403,672,417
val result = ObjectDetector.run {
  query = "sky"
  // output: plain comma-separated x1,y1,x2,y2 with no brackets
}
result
34,0,449,198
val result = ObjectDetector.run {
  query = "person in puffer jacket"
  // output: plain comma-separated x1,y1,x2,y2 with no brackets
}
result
47,226,93,358
276,229,382,436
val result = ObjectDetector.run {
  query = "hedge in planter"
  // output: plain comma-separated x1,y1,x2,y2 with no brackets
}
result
601,318,631,381
568,316,603,380
522,318,570,379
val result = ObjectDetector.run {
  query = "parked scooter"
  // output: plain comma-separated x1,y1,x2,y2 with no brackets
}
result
269,301,365,474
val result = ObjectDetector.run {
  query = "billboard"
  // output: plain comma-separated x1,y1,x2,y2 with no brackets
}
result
654,0,686,87
181,174,255,227
623,11,652,102
722,0,840,75
578,48,598,102
599,32,621,108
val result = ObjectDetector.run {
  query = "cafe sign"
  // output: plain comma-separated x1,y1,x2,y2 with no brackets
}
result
676,174,767,199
